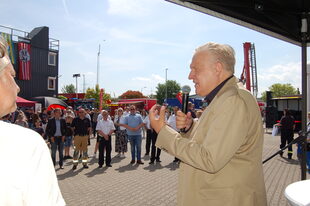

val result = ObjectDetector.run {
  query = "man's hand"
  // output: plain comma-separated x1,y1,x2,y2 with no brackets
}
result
51,137,55,143
176,111,193,131
149,105,166,133
103,134,109,141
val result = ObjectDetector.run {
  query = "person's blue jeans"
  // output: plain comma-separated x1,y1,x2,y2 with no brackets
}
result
51,136,64,166
128,135,142,161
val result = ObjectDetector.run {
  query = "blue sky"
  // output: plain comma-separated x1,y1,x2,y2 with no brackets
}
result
1,0,307,98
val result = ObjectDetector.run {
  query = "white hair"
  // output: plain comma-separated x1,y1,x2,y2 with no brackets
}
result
0,36,10,74
196,42,235,74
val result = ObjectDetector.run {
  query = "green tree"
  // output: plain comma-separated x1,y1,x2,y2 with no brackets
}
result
85,84,111,109
155,80,181,104
61,84,76,93
261,83,298,102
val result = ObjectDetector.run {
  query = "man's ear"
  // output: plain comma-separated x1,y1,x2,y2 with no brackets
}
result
214,61,224,75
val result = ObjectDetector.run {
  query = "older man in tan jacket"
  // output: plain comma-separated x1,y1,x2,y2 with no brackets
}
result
150,42,267,206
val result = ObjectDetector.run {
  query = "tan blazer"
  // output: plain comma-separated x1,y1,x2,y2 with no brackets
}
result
156,77,267,206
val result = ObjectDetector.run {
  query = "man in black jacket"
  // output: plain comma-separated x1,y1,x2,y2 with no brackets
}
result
46,108,67,169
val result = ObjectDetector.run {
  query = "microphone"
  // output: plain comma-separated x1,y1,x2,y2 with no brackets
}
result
181,85,191,132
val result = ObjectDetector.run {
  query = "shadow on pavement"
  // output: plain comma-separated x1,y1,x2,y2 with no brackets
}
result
165,162,179,171
143,162,164,172
57,167,84,180
85,167,108,177
111,155,126,164
115,163,139,173
142,155,150,161
279,157,300,165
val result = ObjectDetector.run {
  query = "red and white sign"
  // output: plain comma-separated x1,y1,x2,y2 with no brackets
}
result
18,42,31,80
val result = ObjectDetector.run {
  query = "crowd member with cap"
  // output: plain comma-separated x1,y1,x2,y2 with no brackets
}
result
71,108,92,170
0,36,65,205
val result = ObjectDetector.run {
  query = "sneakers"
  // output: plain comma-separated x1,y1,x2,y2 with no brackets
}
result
60,166,64,169
120,153,125,158
106,164,112,167
72,165,77,170
83,165,89,169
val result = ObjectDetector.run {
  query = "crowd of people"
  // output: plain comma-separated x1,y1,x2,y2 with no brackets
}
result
0,103,206,170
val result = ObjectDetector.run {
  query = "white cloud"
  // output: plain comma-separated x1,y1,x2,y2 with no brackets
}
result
102,56,146,71
107,0,154,17
151,74,165,83
108,28,185,48
257,62,302,96
132,73,164,83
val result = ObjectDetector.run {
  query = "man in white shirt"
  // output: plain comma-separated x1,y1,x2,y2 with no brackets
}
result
167,106,180,132
143,114,152,156
167,106,181,163
0,36,65,205
96,110,115,168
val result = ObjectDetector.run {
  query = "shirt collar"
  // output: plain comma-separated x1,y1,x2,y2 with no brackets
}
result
204,75,233,105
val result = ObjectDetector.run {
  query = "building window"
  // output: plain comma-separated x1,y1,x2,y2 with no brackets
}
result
48,52,57,66
48,77,56,90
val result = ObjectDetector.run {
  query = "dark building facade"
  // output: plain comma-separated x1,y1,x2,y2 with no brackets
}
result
1,25,59,100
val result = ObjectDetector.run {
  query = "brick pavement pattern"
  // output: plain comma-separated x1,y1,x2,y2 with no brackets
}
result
57,133,309,206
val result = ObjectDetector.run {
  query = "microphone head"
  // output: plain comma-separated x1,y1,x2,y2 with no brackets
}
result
181,85,191,94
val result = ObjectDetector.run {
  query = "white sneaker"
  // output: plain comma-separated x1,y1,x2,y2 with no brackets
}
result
120,154,125,158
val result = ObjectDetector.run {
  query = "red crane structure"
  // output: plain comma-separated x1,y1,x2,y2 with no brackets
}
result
240,42,258,98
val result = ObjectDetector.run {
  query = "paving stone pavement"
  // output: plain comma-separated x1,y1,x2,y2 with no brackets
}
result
56,133,309,206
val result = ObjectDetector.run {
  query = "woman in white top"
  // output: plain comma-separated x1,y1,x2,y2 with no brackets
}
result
114,108,128,157
0,37,65,205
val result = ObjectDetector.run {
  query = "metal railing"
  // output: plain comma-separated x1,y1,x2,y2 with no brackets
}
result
0,25,59,51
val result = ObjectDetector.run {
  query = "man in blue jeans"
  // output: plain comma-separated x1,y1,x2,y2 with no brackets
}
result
122,105,144,164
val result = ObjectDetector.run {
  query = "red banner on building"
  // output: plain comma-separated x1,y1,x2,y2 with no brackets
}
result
18,42,31,80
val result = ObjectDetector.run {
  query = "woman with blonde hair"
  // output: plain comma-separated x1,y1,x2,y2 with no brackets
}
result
0,37,65,205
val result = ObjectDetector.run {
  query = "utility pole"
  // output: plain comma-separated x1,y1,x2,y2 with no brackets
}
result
165,68,168,103
83,74,85,93
73,73,80,98
96,44,100,86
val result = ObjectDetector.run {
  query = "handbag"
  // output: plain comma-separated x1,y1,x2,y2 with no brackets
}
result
272,125,280,136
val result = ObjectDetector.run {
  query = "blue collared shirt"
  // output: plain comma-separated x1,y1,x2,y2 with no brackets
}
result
124,113,143,136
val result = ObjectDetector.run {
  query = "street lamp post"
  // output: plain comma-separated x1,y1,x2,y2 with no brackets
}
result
141,86,147,94
73,73,81,98
165,68,168,103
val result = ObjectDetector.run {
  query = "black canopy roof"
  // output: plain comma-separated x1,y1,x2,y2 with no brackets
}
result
167,0,310,46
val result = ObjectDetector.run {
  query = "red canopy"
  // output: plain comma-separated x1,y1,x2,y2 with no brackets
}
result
16,96,37,108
